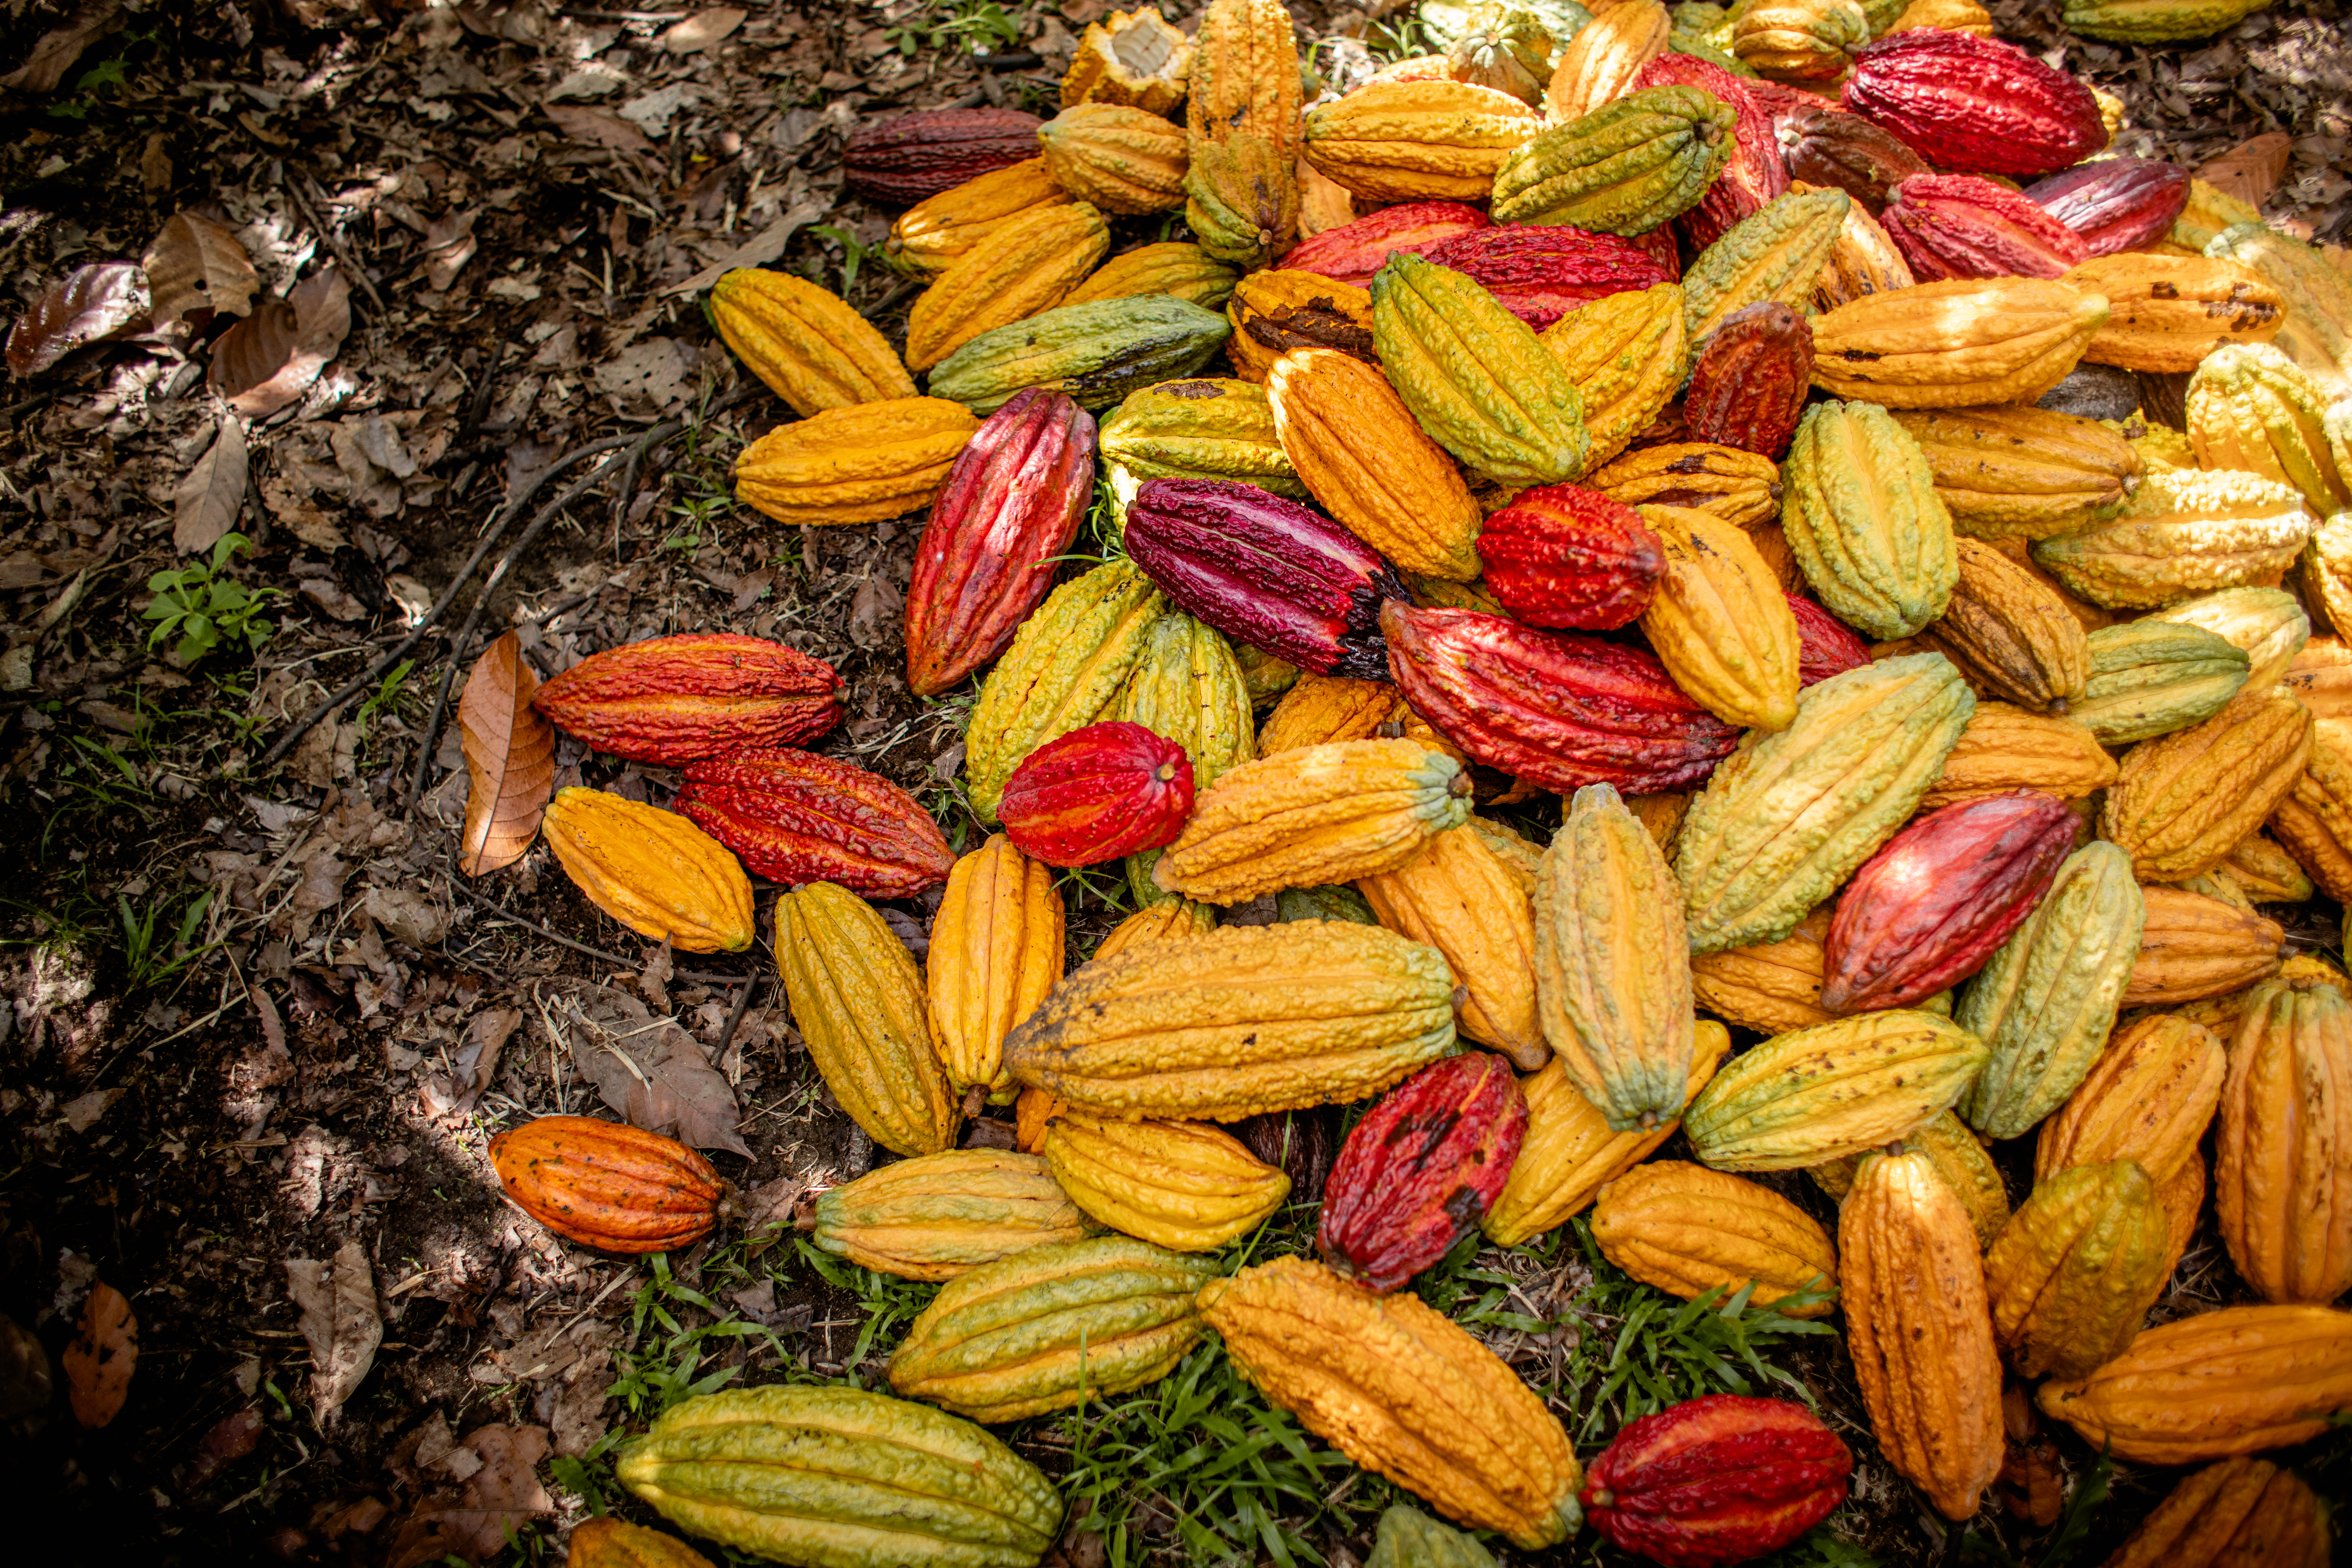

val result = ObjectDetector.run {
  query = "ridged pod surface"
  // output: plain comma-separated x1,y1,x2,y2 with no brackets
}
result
540,790,754,955
1422,224,1680,332
928,837,1064,1106
489,1117,732,1255
1268,348,1482,580
1841,1147,2004,1520
1065,243,1241,312
1093,900,1216,964
1198,1256,1584,1547
1302,80,1541,203
776,883,959,1157
1259,674,1404,755
1282,201,1492,287
2270,714,2352,902
565,1519,715,1568
1733,0,1870,81
2036,1303,2352,1463
2065,254,2283,373
1592,1162,1837,1316
676,748,953,898
1120,613,1255,793
1224,269,1378,385
844,107,1043,204
1808,1108,2010,1250
1779,399,1958,639
615,1386,1061,1568
1676,654,1976,954
1041,1113,1289,1250
1881,173,2091,283
1680,187,1852,349
1037,106,1188,216
1788,590,1876,686
2125,888,2285,1008
2284,637,2352,720
904,203,1110,373
1320,1053,1528,1290
2188,344,2350,516
999,722,1194,868
1813,187,1919,310
1808,279,2110,409
927,296,1233,415
2092,1456,2332,1568
1535,783,1699,1132
2032,468,2314,612
2216,828,2315,901
1358,824,1545,1069
2070,621,2250,746
735,397,981,525
1691,911,1840,1036
1475,485,1663,631
796,1151,1092,1281
1886,404,2139,544
1637,503,1804,732
1683,303,1814,463
1984,1160,2171,1379
1955,841,2146,1139
1773,102,1928,211
1537,282,1688,469
708,269,915,416
2026,157,2190,257
1918,539,2091,711
2217,973,2352,1305
1005,922,1459,1120
1842,30,2104,179
2100,688,2314,882
1060,6,1192,114
1544,0,1668,121
1683,1010,1990,1170
2202,222,2352,399
1183,0,1301,267
1579,1395,1853,1568
1097,378,1302,497
888,160,1072,278
2037,1015,2224,1188
1639,54,1790,248
2147,587,2309,695
1585,441,1782,528
532,634,842,765
1491,86,1737,235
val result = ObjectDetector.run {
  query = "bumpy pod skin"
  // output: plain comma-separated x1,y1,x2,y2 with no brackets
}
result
707,268,916,416
2033,468,2315,611
489,1116,729,1254
1585,441,1783,528
1731,0,1870,82
1197,1256,1584,1548
2025,157,2190,257
532,633,843,764
904,203,1110,373
1637,504,1804,732
676,748,953,898
1918,703,2115,812
1364,1504,1495,1568
1808,1107,2011,1250
796,1149,1092,1282
1036,106,1188,216
1538,283,1690,471
927,836,1065,1105
734,396,982,525
2217,973,2352,1305
2092,1455,2332,1568
1301,79,1541,204
2066,253,2283,373
2099,687,2314,882
997,722,1194,868
1883,402,2140,543
1267,348,1483,581
1881,173,2090,283
2036,1303,2352,1464
1182,0,1303,267
1544,0,1668,121
1119,613,1255,793
888,1236,1219,1423
1420,223,1679,332
926,296,1234,416
2062,0,2273,43
1092,899,1216,964
1819,791,2077,1013
1919,538,2091,710
1579,1395,1852,1568
1592,1162,1837,1317
565,1518,717,1568
1153,738,1471,904
1382,602,1742,794
1841,30,2104,179
540,789,755,955
776,882,960,1158
1284,201,1492,287
1680,187,1853,350
1675,654,1976,954
1684,303,1813,461
888,160,1073,278
1807,278,2110,409
615,1385,1062,1568
1040,1114,1289,1251
1319,1053,1526,1290
2070,621,2251,746
2200,221,2352,401
2147,586,2309,694
1060,7,1192,114
1840,1148,2005,1521
1065,243,1240,312
1098,377,1301,498
1682,1010,1990,1171
1491,86,1736,236
1639,54,1789,249
2037,1015,2224,1187
904,388,1096,697
1691,911,1842,1037
1357,824,1546,1069
1779,398,1959,640
1224,268,1379,385
2125,888,2285,1008
1005,921,1459,1121
843,106,1042,203
1984,1158,2171,1380
2270,714,2352,901
1773,102,1928,212
1475,485,1663,630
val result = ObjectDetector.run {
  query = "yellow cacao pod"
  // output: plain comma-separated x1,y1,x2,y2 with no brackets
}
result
777,883,959,1157
1040,1112,1289,1251
1684,1009,1990,1170
1885,404,2141,544
2283,635,2352,721
1064,242,1243,311
2031,468,2315,612
797,1149,1094,1281
1592,1160,1837,1317
928,836,1065,1106
2215,827,2314,901
708,268,915,416
1638,504,1803,731
1984,1158,2171,1380
1357,822,1545,1070
2065,253,2285,374
2217,972,2352,1305
2093,1456,2333,1568
1918,702,2116,810
1811,183,1916,310
2037,1302,2352,1464
1258,673,1403,755
564,1519,716,1568
1690,910,1840,1036
2267,713,2352,901
2124,886,2286,1008
1808,1108,2008,1250
2186,343,2351,516
1918,536,2090,710
1062,7,1193,115
1225,268,1378,385
1303,79,1540,202
2037,1013,2224,1189
541,788,753,954
1809,279,2110,409
734,397,980,527
1184,0,1303,267
1539,282,1687,472
1268,347,1482,581
1094,899,1216,962
1038,105,1190,216
887,160,1074,277
904,203,1111,373
2145,585,2310,695
1545,0,1669,120
2101,688,2314,882
1584,441,1783,529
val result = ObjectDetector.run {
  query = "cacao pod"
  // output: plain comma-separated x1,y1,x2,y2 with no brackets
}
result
928,836,1065,1106
997,721,1194,868
1984,1159,2171,1379
1357,824,1546,1069
2063,0,2277,44
2101,687,2314,882
1281,201,1492,288
1365,1504,1494,1568
1808,1106,2009,1249
490,1116,733,1255
2188,343,2351,516
1808,278,2111,408
1637,503,1804,731
2217,972,2352,1305
1491,85,1737,234
1683,303,1813,462
1537,281,1688,469
1684,1009,1990,1170
2071,620,2251,746
1812,187,1920,310
1094,899,1217,963
1267,348,1483,581
1065,242,1242,312
1061,7,1192,114
1731,0,1870,81
1843,30,2104,179
2203,221,2352,400
2284,636,2352,721
1040,1113,1289,1250
1097,376,1303,499
1681,186,1854,349
1183,0,1303,261
708,268,915,417
2026,157,2189,258
1791,593,1877,686
2065,254,2283,373
1592,1161,1838,1316
1303,79,1541,203
796,1150,1093,1281
1320,1052,1527,1290
1037,106,1188,216
1779,398,1959,639
2126,887,2286,1008
904,203,1111,373
2214,826,2314,901
1475,484,1662,630
1884,402,2142,544
1881,172,2090,283
2038,469,2316,612
845,107,1045,205
735,396,981,524
776,882,960,1157
2037,1014,2223,1188
1259,673,1407,755
1119,612,1256,793
1691,910,1842,1036
1445,4,1552,106
1545,0,1669,119
1584,441,1782,527
2036,1303,2352,1464
2092,1455,2333,1568
2148,586,2309,694
1773,101,1927,212
541,789,754,955
564,1519,714,1568
2270,713,2352,901
533,633,841,764
674,748,952,899
888,160,1075,278
1918,538,2091,710
1579,1395,1851,1567
1422,222,1679,332
1638,53,1790,249
928,295,1233,415
1224,268,1379,385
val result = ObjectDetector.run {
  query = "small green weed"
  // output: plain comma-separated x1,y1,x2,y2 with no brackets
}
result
607,1253,791,1421
882,0,1026,58
119,884,217,992
1364,13,1433,64
788,1238,941,1379
143,533,280,664
352,659,416,751
805,224,880,296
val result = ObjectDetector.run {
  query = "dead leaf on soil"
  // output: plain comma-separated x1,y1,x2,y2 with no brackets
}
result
285,1238,380,1423
458,631,554,875
210,265,352,418
665,197,828,296
0,1313,53,1420
545,102,653,154
423,210,477,292
0,0,125,93
382,1423,553,1568
662,7,748,52
183,1406,265,1491
4,261,149,379
568,985,750,1155
173,415,248,555
62,1279,137,1428
2198,132,2292,210
144,210,260,329
421,1004,524,1117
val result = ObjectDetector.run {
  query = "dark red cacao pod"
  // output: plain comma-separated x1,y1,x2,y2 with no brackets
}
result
1232,1105,1342,1208
2024,157,2190,258
1280,201,1491,288
1685,303,1814,460
904,389,1096,696
1881,172,2091,282
842,107,1043,205
1317,1051,1526,1292
1381,601,1741,794
1820,789,2078,1012
996,721,1194,867
1771,102,1929,214
1475,485,1665,630
675,748,954,897
1789,595,1873,687
1419,224,1679,330
1843,31,2105,180
532,634,844,765
1124,478,1410,680
1582,1394,1853,1568
1638,54,1790,250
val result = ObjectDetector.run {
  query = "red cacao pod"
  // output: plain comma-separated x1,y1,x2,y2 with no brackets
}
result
1638,54,1790,250
675,748,953,897
1685,303,1814,460
532,634,844,765
1820,790,2077,1012
1281,201,1492,288
1476,485,1665,630
1381,601,1741,794
489,1115,736,1254
1843,31,2105,181
997,720,1194,867
1124,478,1410,680
1790,595,1872,687
842,107,1043,205
1772,102,1930,215
1881,172,2091,282
1419,224,1680,330
1317,1051,1526,1292
2024,157,2190,258
1582,1394,1853,1568
904,388,1096,696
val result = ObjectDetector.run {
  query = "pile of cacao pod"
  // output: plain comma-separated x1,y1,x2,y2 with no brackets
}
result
490,0,2352,1563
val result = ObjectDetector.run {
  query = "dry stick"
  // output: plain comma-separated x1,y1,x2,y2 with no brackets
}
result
712,970,763,1069
445,882,763,985
287,173,389,316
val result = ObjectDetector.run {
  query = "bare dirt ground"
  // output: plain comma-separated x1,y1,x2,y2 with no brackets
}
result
0,1,2346,1564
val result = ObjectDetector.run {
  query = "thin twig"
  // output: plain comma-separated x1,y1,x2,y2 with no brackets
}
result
713,971,762,1067
446,882,763,985
287,173,388,315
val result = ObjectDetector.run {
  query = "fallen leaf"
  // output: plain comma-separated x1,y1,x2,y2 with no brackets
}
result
420,1004,524,1117
662,7,747,51
458,632,554,875
210,266,352,418
62,1280,137,1428
664,197,828,296
173,416,248,555
423,210,477,292
382,1424,553,1568
59,1088,118,1132
5,262,149,378
285,1238,380,1423
143,211,260,329
849,568,902,651
0,0,125,93
0,1312,55,1420
2197,132,2292,210
184,1406,265,1491
568,986,750,1155
545,103,653,154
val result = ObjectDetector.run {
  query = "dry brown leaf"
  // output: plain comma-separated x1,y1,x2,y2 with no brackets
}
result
5,262,149,378
569,985,751,1156
210,266,352,418
2197,132,2292,210
0,1312,54,1420
458,632,554,875
173,416,248,555
545,103,654,153
0,0,125,92
62,1280,137,1428
143,211,259,329
285,1238,380,1423
382,1423,553,1568
662,7,748,51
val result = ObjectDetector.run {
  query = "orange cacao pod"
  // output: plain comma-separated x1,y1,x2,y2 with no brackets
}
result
533,634,843,765
490,1116,734,1254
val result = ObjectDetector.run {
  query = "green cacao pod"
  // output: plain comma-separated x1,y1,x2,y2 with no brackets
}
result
1367,1503,1498,1568
2062,0,2270,43
1491,85,1736,234
776,882,960,1157
1120,612,1257,794
2069,619,2252,746
1681,187,1853,349
2030,468,2315,612
1780,399,1960,639
1098,377,1308,501
1682,1009,1991,1171
927,296,1233,415
2188,343,2352,516
1984,1158,2171,1380
2145,586,2310,694
796,1149,1093,1281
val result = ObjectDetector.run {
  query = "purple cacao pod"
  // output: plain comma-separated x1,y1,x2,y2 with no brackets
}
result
2024,157,2190,257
